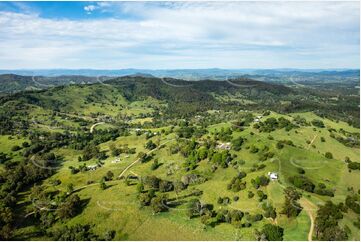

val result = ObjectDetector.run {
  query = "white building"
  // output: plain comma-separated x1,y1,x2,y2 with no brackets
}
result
216,142,231,150
268,172,278,181
87,165,98,171
111,157,120,164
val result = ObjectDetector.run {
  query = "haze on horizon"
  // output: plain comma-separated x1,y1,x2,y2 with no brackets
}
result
0,1,359,70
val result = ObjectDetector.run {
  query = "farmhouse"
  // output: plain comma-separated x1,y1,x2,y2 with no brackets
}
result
268,172,278,181
216,142,231,150
254,115,263,122
87,164,98,171
111,157,120,163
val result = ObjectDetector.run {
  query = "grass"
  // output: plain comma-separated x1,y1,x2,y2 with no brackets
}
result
280,210,310,241
5,110,360,240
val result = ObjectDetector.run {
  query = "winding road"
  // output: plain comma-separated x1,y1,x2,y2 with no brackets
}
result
90,122,105,133
300,197,317,241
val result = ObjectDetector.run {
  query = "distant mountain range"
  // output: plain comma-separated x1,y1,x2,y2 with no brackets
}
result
0,68,359,80
0,69,359,94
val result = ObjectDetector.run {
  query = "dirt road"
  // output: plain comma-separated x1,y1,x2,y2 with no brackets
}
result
300,197,317,241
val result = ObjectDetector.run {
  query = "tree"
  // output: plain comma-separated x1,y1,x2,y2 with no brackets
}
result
143,175,160,190
348,162,360,170
276,141,284,149
105,171,114,181
232,136,244,151
137,152,149,163
263,203,277,219
314,201,348,240
136,182,144,193
325,152,333,159
0,224,13,240
40,211,55,228
100,180,107,190
281,187,302,218
311,119,325,128
11,145,21,151
187,199,202,218
145,140,157,150
150,159,159,170
52,224,99,240
82,144,100,161
159,180,174,192
288,175,315,193
30,185,44,200
257,190,267,202
345,194,360,214
198,147,208,160
103,230,116,241
109,143,120,157
174,181,186,197
56,194,81,220
150,195,168,213
251,175,270,189
297,167,305,174
138,189,155,206
249,145,259,153
67,183,74,194
211,152,222,164
259,224,284,241
0,206,14,228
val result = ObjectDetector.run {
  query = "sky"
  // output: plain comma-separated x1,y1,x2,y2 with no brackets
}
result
0,1,359,69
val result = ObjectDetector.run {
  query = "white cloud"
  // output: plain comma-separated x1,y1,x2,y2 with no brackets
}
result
0,1,359,69
84,4,97,14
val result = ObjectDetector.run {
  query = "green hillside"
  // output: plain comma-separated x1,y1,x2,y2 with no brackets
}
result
0,77,359,241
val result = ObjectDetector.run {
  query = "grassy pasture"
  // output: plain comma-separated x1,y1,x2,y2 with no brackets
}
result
6,111,360,240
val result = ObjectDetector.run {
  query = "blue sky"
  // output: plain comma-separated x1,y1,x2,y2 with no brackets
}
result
0,1,359,69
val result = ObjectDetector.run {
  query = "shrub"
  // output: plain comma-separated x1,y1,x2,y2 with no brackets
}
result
232,137,244,151
345,194,360,214
276,141,284,149
248,191,255,198
297,167,305,174
251,175,270,189
259,224,284,241
348,162,360,170
249,145,259,153
11,145,21,151
325,152,333,159
150,195,168,213
288,175,315,193
257,190,267,202
150,159,160,170
311,119,325,128
159,180,174,192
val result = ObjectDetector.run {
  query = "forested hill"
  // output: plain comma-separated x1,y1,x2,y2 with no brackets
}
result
105,76,292,100
0,74,102,94
0,76,359,127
